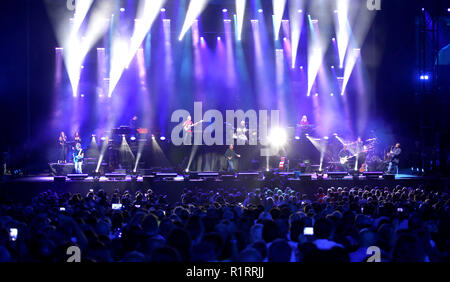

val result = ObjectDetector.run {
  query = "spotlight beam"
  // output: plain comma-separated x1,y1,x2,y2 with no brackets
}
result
289,0,303,69
178,0,210,41
306,16,325,96
71,0,94,36
272,0,287,41
341,48,360,95
235,0,246,41
64,1,113,97
109,0,166,97
334,0,352,68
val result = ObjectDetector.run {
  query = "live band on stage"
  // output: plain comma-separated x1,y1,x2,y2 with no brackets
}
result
56,115,402,176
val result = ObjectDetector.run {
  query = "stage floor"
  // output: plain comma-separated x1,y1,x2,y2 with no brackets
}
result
2,171,446,205
9,172,422,183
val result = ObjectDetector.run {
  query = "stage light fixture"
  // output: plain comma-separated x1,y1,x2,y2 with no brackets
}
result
130,136,136,141
120,8,125,12
160,136,166,141
161,8,166,12
222,8,228,13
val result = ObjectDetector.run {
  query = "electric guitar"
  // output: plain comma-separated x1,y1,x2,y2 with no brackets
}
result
385,145,395,161
339,154,358,165
360,163,367,173
73,150,84,163
184,120,204,132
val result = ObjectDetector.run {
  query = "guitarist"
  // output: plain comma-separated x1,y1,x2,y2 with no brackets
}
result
182,115,203,145
338,145,352,171
225,144,241,172
73,143,84,174
387,143,401,174
236,120,248,144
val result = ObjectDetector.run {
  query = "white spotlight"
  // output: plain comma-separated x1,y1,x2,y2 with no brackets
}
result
178,0,209,41
235,0,246,41
269,128,288,147
272,0,287,40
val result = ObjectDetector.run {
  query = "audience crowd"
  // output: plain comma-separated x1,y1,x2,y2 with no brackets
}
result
0,184,449,262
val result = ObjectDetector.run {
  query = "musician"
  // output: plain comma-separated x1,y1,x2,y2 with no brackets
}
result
387,143,401,174
129,115,139,136
297,115,311,137
339,145,352,171
299,115,309,127
355,137,366,170
72,132,82,150
236,120,248,144
355,137,364,152
58,131,67,163
183,115,193,145
73,143,84,174
225,144,241,172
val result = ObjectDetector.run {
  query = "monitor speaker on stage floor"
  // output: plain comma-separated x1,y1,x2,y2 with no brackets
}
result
237,172,260,181
383,174,395,180
53,176,66,183
67,174,88,180
299,174,312,181
328,172,348,179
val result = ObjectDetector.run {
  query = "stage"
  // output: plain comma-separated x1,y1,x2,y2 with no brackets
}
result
1,171,446,204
